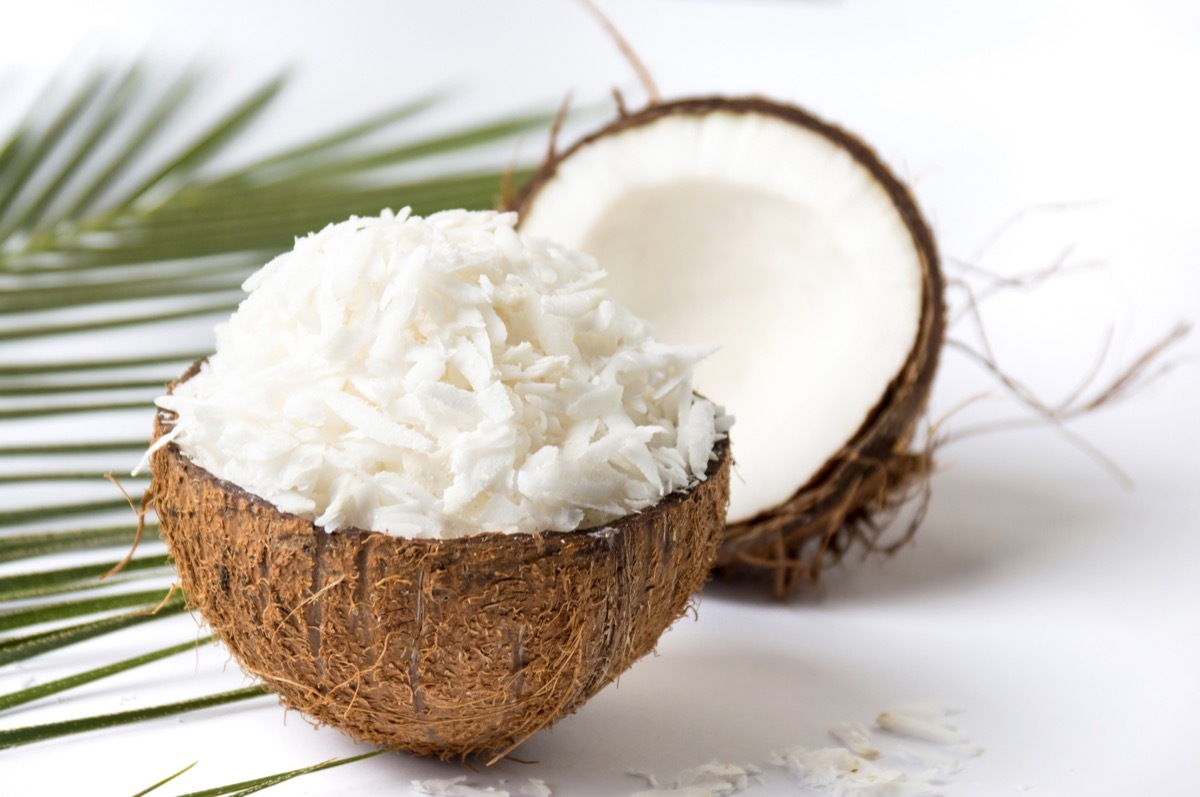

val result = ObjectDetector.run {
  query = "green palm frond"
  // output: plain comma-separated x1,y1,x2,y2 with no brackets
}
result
0,553,170,600
0,497,143,527
0,635,210,711
0,599,186,666
0,56,550,791
0,352,209,378
0,684,269,750
0,586,175,632
150,750,386,797
0,524,156,563
130,760,198,797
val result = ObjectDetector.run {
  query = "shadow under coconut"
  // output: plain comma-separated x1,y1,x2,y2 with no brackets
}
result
811,452,1135,606
346,449,1155,792
351,642,877,792
701,445,1131,609
499,643,887,787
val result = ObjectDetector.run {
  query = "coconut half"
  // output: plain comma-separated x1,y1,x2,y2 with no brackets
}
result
151,364,731,758
516,97,943,594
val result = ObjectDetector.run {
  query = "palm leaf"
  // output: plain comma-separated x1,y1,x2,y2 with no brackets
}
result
0,55,548,791
0,599,186,666
0,381,165,398
130,761,198,797
0,471,144,484
0,400,157,420
0,352,207,377
0,524,156,563
0,553,169,601
0,263,247,313
0,587,175,632
0,635,210,711
0,497,141,527
159,751,386,797
110,72,289,215
0,300,239,342
58,65,204,223
0,685,269,750
211,90,441,183
10,63,146,237
0,68,108,228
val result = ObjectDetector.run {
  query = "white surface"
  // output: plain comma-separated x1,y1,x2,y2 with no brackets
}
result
2,1,1198,795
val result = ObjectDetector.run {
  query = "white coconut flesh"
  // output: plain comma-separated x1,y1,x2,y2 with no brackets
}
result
150,210,729,539
520,110,925,524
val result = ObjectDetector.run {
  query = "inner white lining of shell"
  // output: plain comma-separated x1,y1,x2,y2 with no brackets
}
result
521,110,924,523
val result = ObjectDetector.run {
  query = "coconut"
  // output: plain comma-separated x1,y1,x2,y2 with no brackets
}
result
147,210,733,758
152,365,730,757
515,97,944,595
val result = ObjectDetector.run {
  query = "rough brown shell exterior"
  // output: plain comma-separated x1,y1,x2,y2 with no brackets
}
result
514,96,944,597
151,370,730,758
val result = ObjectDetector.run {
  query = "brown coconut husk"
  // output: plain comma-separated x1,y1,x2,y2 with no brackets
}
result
514,96,945,598
151,364,731,759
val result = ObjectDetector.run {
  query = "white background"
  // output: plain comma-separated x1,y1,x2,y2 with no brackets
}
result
1,1,1198,795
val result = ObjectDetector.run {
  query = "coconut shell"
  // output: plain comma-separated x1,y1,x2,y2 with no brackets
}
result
514,96,944,597
150,369,731,758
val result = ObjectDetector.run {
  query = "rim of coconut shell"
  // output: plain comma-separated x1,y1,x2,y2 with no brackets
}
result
513,96,945,596
151,360,732,758
158,359,729,552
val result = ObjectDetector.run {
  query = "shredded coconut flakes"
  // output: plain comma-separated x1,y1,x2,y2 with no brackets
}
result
767,702,981,796
520,779,553,797
830,720,881,760
410,776,508,797
629,760,760,796
770,747,942,797
876,703,967,747
153,209,728,538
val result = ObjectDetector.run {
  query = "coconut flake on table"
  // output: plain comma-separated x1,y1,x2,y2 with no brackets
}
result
769,747,941,797
765,702,982,795
875,702,978,751
519,779,553,797
410,777,508,797
629,761,761,796
830,720,882,760
892,744,966,775
150,208,729,538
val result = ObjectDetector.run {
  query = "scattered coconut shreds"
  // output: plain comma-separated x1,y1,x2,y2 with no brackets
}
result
893,744,964,775
630,788,731,797
408,775,548,796
628,770,663,789
676,762,762,792
770,747,942,797
954,742,984,759
629,761,761,797
410,776,509,797
767,703,981,796
875,703,966,746
150,208,729,538
520,779,553,797
830,720,882,760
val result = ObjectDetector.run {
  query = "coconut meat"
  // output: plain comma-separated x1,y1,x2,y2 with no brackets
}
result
520,110,924,523
151,209,729,538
